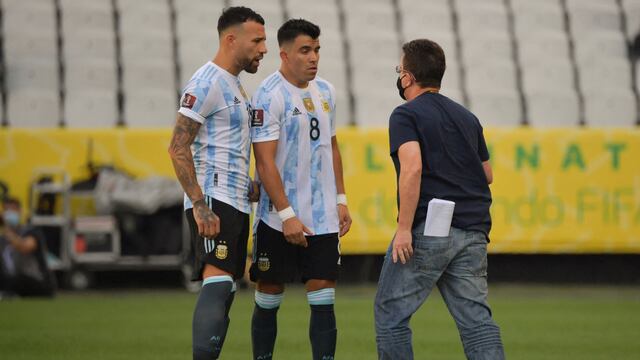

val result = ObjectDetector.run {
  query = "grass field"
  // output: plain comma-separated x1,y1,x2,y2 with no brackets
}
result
1,284,639,359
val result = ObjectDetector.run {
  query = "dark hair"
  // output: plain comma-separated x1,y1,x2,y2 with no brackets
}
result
277,19,320,46
217,6,265,34
402,39,446,88
2,196,20,207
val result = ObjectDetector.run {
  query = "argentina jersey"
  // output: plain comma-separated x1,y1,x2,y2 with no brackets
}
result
251,71,339,235
178,62,253,214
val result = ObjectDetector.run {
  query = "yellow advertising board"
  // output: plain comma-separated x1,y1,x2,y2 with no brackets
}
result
1,127,639,254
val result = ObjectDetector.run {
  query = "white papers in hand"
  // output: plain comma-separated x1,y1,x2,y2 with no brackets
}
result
423,198,455,237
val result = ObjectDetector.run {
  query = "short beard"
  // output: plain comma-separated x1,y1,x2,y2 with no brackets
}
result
244,63,259,73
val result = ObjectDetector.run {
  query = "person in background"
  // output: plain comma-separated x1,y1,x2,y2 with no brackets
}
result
0,197,56,298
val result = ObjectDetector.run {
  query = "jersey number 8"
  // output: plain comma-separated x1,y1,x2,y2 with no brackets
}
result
310,117,320,141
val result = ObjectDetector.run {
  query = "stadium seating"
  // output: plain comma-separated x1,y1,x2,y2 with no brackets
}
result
2,0,58,127
526,91,580,127
7,89,60,127
1,0,638,128
623,0,640,40
61,0,117,127
344,0,400,126
584,89,638,126
175,0,225,86
116,0,176,127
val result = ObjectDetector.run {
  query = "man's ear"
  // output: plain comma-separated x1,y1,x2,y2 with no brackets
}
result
279,48,288,63
222,32,236,47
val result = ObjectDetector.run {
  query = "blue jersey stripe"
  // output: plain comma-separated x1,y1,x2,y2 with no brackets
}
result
304,90,327,233
263,73,279,91
281,86,299,213
265,75,282,93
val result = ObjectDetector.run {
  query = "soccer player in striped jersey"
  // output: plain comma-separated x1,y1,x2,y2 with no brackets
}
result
168,7,266,360
249,19,352,360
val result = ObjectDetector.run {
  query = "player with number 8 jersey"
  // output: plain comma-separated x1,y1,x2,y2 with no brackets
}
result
248,19,352,360
251,70,338,234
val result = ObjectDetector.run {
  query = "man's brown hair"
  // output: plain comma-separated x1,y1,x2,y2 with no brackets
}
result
402,39,446,88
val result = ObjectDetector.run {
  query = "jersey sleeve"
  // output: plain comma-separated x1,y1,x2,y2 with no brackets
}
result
389,106,418,155
477,123,490,162
178,78,220,124
251,87,283,143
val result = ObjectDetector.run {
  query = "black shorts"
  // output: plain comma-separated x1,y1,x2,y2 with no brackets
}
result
249,220,340,284
186,196,249,281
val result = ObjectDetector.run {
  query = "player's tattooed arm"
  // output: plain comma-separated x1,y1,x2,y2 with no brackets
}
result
169,113,204,203
169,113,220,238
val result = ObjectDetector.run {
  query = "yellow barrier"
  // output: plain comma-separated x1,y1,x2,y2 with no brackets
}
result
1,127,639,254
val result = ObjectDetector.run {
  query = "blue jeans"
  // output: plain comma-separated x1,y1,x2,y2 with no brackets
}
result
374,227,505,360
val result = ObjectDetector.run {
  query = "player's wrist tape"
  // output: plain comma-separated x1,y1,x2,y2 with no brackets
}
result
278,206,296,222
337,194,348,206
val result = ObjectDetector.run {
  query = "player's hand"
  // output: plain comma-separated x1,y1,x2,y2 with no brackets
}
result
392,229,413,264
337,204,352,237
282,216,313,247
248,180,261,202
193,200,220,238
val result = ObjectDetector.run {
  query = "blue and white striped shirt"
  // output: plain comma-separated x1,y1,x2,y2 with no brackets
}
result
178,62,252,214
252,71,339,235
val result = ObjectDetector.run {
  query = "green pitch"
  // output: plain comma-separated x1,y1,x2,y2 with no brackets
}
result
1,284,639,359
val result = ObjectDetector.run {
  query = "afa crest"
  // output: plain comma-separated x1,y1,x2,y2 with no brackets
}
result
321,100,331,113
303,97,315,112
215,243,228,260
258,256,270,271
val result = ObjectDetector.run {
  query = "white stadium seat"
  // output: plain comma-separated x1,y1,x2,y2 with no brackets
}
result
2,2,55,35
526,90,580,127
3,34,57,63
622,0,640,40
6,61,58,92
584,90,638,127
65,60,117,92
123,61,175,91
574,32,629,63
399,0,448,13
456,2,509,37
400,5,452,42
461,33,513,67
579,59,633,90
465,61,518,94
286,0,341,30
65,90,118,128
355,88,402,127
512,0,565,37
61,4,113,36
517,32,571,66
522,60,575,94
567,1,621,35
468,91,522,127
7,89,60,127
124,89,177,128
63,31,116,62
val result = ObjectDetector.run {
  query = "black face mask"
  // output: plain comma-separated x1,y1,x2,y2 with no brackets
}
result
396,75,408,100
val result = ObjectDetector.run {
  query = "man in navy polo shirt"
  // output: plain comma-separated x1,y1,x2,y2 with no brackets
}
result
374,39,505,360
